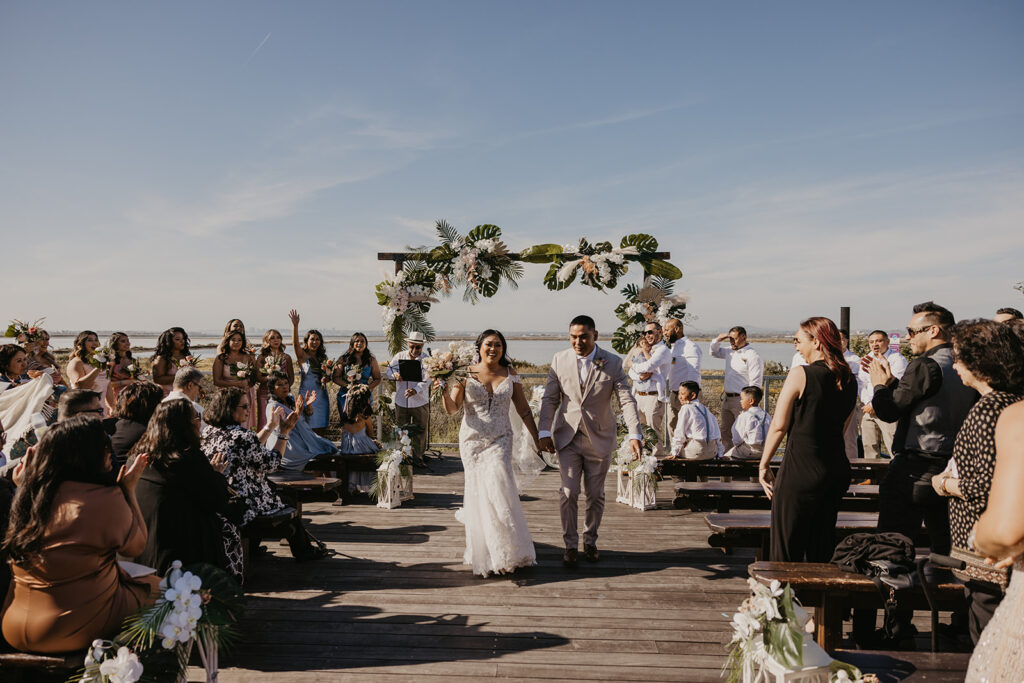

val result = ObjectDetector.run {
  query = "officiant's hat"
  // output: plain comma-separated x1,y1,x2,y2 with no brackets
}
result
407,332,426,344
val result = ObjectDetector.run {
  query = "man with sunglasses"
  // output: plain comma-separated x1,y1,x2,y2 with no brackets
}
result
710,326,764,452
626,321,672,455
858,301,978,645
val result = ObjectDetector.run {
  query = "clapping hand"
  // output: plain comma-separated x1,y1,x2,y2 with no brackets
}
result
269,406,284,430
118,453,150,492
295,391,307,414
866,355,893,388
281,407,300,433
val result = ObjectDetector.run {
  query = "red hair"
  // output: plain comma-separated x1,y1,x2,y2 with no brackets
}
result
799,316,853,389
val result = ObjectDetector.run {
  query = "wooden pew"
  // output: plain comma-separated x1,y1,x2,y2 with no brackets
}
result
662,457,890,484
675,481,879,512
0,650,79,682
748,561,966,652
305,453,379,504
704,511,929,559
268,470,343,514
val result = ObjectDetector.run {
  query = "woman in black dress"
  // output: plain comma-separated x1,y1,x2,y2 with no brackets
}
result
759,316,857,562
131,398,239,578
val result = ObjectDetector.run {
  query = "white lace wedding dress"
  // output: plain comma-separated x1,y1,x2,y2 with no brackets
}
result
455,374,537,577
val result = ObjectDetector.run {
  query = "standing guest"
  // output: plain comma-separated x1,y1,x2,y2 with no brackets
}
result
288,309,331,436
667,381,722,460
109,381,164,468
199,388,327,562
333,332,382,430
724,386,772,460
384,332,431,464
265,373,335,471
1,417,160,653
838,331,863,460
993,307,1023,323
710,326,765,451
23,330,65,386
132,400,238,579
759,317,856,562
66,331,111,417
224,318,246,337
930,320,1024,644
664,318,702,434
0,345,33,393
338,384,381,494
627,321,673,455
150,327,191,396
965,402,1024,682
858,330,908,458
255,329,294,431
212,330,258,430
866,302,978,557
106,332,140,413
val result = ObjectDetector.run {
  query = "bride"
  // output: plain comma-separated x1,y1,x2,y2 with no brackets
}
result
442,329,544,577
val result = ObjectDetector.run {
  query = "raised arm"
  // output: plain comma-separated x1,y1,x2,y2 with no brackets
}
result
289,309,306,364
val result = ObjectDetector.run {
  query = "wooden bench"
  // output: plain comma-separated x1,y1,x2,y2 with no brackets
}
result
268,471,343,514
832,649,970,682
0,649,80,682
675,481,879,512
661,456,890,483
704,511,929,559
305,453,379,504
748,562,966,652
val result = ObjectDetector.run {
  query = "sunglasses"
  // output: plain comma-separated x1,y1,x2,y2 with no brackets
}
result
643,330,660,336
906,325,935,338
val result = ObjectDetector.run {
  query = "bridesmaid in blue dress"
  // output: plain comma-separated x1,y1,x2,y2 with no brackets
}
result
288,309,331,436
332,333,381,433
265,374,337,470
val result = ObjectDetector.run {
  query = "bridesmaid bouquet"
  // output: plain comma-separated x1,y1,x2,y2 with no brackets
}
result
422,340,476,389
230,361,257,386
344,363,363,384
5,317,46,344
317,358,336,388
175,355,201,369
260,354,285,380
124,361,149,381
88,346,115,377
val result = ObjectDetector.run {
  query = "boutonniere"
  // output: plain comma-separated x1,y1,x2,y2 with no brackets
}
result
593,357,607,371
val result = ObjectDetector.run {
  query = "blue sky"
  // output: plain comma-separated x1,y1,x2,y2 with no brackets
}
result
2,1,1022,336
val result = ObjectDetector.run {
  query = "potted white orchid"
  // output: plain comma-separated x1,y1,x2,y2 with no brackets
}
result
371,427,417,509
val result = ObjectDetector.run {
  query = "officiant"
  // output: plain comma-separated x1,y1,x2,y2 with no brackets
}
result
384,332,431,462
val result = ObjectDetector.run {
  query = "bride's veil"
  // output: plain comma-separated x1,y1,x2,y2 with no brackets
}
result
508,390,546,493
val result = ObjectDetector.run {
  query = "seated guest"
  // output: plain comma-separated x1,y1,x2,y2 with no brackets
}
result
994,307,1023,323
724,385,772,460
110,381,164,467
338,385,380,493
58,388,104,422
931,319,1024,644
265,373,336,472
133,400,241,579
0,344,33,393
668,381,723,461
1,417,159,653
164,366,205,423
256,329,294,431
200,388,327,561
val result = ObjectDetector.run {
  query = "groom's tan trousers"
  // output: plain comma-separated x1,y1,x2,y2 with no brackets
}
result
558,428,612,549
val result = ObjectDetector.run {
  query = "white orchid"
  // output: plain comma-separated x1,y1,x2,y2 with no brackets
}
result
730,610,761,642
97,647,143,683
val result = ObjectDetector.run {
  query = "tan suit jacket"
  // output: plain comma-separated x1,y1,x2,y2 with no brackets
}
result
539,346,641,454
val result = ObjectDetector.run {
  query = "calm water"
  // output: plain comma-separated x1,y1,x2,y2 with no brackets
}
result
42,335,797,370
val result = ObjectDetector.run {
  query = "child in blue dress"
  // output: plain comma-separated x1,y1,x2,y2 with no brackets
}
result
339,385,379,493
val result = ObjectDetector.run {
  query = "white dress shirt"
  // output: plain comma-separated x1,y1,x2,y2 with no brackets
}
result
730,406,772,447
668,336,702,390
628,341,672,400
858,349,908,404
709,340,765,394
163,390,205,425
576,345,598,385
385,351,431,409
792,350,860,376
670,400,723,454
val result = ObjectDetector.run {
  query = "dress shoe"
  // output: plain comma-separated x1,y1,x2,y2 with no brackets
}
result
583,544,600,563
562,548,578,567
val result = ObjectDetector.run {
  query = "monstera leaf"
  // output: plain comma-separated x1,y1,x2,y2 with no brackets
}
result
466,224,501,243
641,258,683,280
519,244,563,263
611,326,640,354
621,233,658,253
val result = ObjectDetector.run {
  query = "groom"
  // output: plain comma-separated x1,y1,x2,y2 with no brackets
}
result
539,315,642,567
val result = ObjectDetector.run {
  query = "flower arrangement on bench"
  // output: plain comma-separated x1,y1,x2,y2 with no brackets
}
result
371,427,416,509
612,426,660,511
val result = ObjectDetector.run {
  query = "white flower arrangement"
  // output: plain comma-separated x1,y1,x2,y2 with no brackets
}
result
372,428,416,508
81,641,143,683
375,263,440,354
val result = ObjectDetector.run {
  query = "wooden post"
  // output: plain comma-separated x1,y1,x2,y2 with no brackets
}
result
840,306,850,337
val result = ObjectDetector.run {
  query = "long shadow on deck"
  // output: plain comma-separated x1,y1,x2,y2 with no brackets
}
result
226,592,571,672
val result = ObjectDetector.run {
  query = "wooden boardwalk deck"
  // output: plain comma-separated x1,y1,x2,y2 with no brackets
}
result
211,453,749,682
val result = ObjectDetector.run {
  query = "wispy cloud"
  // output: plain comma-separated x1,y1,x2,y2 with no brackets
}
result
246,32,271,64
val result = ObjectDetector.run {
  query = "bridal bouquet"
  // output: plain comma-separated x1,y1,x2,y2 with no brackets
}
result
174,355,201,369
422,341,476,389
71,561,244,683
5,317,46,344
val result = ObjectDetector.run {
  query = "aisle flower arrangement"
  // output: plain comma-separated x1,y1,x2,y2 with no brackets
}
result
371,427,416,509
612,426,660,510
69,561,244,683
724,578,875,683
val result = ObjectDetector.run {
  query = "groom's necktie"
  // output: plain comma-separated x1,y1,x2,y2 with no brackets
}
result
577,356,589,387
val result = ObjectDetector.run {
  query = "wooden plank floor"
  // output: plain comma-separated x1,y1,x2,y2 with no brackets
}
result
206,454,757,681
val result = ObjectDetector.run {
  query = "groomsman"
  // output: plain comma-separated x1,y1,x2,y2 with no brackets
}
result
710,326,764,451
384,332,431,462
858,330,907,458
626,321,672,454
663,318,702,434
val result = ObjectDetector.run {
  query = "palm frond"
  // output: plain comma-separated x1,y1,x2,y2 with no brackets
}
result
435,219,461,247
